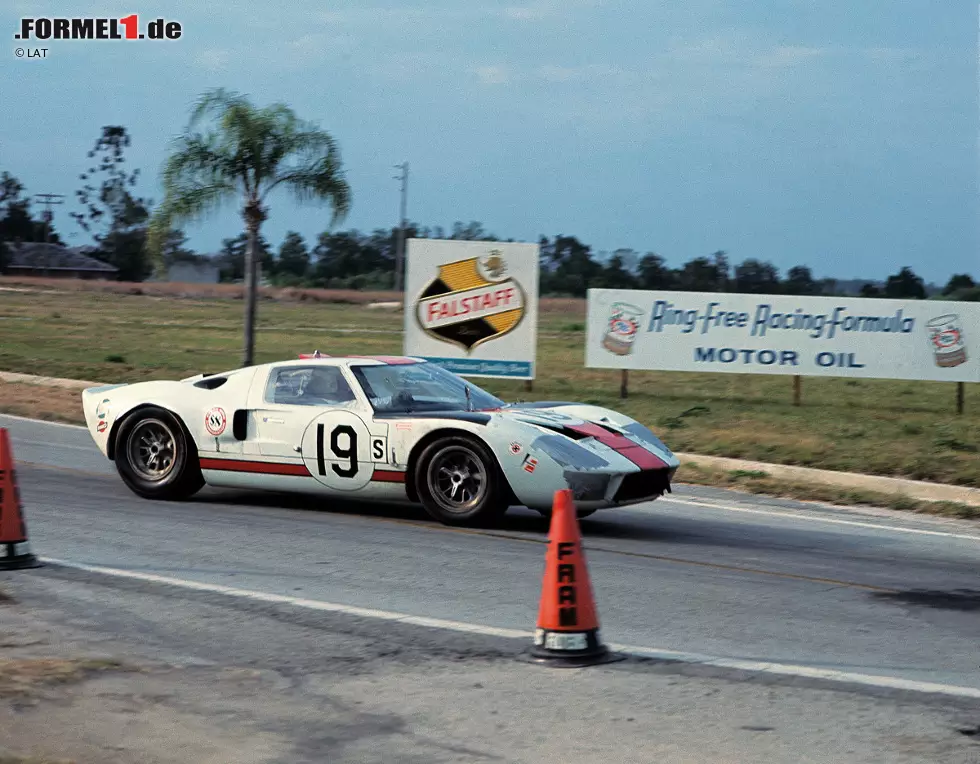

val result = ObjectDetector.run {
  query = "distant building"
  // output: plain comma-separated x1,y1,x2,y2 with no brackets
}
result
2,242,118,280
151,261,220,284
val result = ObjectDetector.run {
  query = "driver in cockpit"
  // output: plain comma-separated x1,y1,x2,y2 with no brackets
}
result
301,367,356,405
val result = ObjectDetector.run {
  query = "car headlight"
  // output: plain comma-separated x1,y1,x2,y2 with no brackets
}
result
531,434,611,470
623,422,673,456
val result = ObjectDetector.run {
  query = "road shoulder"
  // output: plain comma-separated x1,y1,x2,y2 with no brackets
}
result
2,570,979,764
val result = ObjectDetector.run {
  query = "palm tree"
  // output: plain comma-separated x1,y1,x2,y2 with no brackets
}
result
148,88,351,367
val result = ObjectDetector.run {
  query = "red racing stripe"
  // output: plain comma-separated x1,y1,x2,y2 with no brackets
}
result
566,424,668,470
199,458,311,476
372,470,406,483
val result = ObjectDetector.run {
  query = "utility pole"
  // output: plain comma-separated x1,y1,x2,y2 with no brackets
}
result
393,162,408,291
34,193,64,243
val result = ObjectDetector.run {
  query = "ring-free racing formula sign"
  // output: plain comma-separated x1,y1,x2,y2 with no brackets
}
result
404,239,539,379
586,289,980,382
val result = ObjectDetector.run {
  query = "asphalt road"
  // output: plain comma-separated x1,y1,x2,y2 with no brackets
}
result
4,413,980,694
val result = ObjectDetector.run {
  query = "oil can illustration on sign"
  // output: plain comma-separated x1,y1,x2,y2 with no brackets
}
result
927,314,967,368
602,301,644,356
415,251,527,352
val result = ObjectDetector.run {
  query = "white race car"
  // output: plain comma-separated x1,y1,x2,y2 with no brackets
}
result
81,353,679,526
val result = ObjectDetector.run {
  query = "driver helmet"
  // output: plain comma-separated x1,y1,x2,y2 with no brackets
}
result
305,368,340,398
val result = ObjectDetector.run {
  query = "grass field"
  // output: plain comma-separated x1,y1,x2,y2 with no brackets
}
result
2,276,979,488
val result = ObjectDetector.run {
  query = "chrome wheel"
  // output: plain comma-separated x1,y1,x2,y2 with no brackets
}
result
426,445,487,515
127,418,177,482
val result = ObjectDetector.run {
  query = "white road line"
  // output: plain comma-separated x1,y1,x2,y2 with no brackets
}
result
608,643,980,699
40,556,980,700
662,497,980,542
0,413,87,430
16,439,93,451
40,557,531,640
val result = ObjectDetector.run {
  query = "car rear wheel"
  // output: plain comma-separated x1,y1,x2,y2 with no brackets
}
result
114,407,204,500
415,436,507,527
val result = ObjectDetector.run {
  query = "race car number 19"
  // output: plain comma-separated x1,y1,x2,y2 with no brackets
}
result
302,411,382,492
317,423,357,478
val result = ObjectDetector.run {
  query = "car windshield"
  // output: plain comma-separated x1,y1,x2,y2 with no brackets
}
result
350,362,505,413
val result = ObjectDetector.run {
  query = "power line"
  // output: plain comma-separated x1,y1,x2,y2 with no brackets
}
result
34,193,64,243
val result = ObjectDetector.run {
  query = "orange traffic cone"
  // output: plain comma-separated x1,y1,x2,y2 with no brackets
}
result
0,428,41,570
526,489,621,667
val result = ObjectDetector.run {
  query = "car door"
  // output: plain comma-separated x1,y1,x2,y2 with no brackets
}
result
245,364,361,460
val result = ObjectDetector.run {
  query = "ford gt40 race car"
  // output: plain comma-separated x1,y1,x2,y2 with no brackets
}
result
81,353,679,526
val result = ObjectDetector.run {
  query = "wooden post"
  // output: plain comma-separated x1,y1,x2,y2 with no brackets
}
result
957,382,964,415
792,375,801,407
620,369,628,399
523,379,532,393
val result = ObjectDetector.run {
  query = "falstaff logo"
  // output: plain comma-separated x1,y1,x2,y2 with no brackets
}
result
415,251,526,352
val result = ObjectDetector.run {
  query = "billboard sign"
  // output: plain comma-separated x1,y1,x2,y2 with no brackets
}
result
404,239,539,379
586,289,980,382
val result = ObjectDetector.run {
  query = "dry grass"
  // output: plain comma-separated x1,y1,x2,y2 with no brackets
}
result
2,276,979,489
0,658,126,698
0,276,587,313
0,381,85,425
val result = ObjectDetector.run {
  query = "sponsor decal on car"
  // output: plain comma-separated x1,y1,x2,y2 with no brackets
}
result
522,455,538,473
204,406,227,436
415,251,527,352
509,442,523,454
94,398,111,433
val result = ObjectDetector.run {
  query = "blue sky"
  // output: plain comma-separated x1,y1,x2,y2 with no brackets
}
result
2,0,976,283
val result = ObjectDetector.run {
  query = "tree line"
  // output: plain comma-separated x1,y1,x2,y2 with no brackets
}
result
1,126,977,301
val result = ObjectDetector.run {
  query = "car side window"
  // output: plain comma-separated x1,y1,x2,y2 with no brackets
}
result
265,366,356,406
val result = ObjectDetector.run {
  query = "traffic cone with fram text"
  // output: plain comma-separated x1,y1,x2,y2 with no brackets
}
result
0,428,41,570
526,488,622,666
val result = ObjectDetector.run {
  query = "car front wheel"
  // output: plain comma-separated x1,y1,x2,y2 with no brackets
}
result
114,407,204,500
415,436,507,526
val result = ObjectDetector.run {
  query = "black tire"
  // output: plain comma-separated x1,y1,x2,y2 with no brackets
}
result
114,406,204,500
414,435,508,527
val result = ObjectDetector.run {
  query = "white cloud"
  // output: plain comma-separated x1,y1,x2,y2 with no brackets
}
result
473,65,509,85
318,7,453,24
754,46,827,69
501,1,557,21
862,47,921,65
538,64,625,83
194,48,230,72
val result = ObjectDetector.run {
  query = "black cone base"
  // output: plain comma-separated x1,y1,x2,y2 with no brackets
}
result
0,542,42,570
519,628,626,668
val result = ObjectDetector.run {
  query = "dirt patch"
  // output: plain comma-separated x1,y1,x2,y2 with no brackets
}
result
0,381,85,425
0,658,128,698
